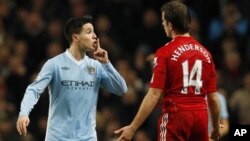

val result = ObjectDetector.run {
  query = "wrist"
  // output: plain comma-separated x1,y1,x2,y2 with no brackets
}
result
129,124,138,133
213,125,220,131
103,59,109,64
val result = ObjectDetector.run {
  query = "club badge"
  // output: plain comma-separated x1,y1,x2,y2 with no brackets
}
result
153,57,158,68
87,66,96,75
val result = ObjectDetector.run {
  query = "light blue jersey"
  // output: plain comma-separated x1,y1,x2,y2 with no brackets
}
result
19,50,127,141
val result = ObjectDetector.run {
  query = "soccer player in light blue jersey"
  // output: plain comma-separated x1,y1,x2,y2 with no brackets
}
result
16,16,128,141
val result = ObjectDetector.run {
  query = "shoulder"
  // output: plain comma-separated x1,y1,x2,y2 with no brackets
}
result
48,53,65,62
42,53,65,69
156,37,182,52
194,40,212,55
155,42,173,57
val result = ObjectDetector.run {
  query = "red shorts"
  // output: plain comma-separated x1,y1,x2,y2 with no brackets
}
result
158,110,208,141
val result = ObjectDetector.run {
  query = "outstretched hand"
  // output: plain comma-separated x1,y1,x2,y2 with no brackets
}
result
210,129,221,141
209,124,223,141
114,125,136,141
93,38,109,64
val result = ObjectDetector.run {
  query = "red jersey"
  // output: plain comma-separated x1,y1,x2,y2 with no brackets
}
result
150,36,217,113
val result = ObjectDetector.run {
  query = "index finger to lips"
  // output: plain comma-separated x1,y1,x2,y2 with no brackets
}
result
93,41,98,50
97,38,100,49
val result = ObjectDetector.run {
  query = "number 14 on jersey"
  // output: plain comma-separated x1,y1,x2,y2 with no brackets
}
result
181,60,203,94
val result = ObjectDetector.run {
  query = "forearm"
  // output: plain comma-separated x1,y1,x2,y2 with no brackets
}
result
19,60,53,116
101,62,127,95
19,75,50,116
208,93,221,129
19,89,41,116
130,89,161,131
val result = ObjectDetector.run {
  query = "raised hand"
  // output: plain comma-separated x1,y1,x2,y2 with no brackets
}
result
93,38,109,64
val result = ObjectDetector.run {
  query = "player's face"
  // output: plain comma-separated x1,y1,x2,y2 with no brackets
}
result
161,12,171,37
77,23,97,51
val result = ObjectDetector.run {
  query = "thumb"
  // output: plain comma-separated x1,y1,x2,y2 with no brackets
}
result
26,119,30,126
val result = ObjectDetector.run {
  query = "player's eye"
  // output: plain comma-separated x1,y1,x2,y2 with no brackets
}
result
85,28,93,34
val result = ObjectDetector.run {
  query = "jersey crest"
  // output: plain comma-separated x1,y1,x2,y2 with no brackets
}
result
87,66,96,75
153,57,158,68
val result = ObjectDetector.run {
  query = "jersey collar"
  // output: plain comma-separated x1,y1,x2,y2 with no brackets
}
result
65,49,86,65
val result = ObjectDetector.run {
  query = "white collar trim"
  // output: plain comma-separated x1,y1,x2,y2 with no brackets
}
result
65,49,85,65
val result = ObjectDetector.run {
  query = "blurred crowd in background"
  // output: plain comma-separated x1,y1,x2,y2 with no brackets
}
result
0,0,250,141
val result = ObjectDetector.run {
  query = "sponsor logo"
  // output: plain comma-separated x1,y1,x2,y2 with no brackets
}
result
61,66,70,70
61,80,94,90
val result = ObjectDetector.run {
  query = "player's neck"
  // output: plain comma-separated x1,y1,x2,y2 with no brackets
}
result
172,33,190,38
68,46,85,61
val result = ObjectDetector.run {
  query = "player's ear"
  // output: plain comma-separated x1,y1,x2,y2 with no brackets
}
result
167,22,173,30
72,34,79,42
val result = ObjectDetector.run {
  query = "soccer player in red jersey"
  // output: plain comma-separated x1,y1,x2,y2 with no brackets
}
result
115,1,221,141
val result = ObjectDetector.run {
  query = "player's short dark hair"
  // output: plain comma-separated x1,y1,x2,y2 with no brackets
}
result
161,1,191,34
64,16,93,43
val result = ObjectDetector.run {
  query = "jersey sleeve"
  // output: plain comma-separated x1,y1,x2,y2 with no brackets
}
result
218,93,229,119
150,49,167,89
100,62,127,96
19,60,54,116
206,59,217,93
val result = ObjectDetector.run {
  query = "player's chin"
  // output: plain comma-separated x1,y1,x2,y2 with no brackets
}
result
88,46,96,51
93,45,98,51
